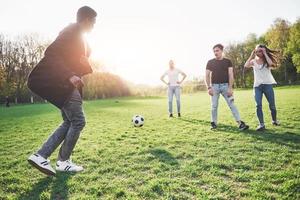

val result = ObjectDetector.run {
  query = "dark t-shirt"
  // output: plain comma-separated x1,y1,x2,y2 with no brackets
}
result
206,58,233,84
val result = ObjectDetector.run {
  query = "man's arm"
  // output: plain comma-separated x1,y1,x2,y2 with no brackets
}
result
228,67,234,96
205,70,211,88
205,69,213,96
79,40,93,76
45,26,92,83
45,30,77,82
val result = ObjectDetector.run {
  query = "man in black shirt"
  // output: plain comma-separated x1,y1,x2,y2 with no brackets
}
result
205,44,249,130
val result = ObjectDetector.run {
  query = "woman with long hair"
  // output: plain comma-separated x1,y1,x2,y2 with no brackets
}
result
245,44,280,131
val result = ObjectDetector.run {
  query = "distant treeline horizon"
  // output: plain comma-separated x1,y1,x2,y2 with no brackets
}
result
1,17,300,105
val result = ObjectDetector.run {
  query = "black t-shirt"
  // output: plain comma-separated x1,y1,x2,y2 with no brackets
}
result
206,58,233,84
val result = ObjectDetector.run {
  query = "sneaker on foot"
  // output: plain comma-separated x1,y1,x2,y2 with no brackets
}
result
256,124,266,131
169,114,173,118
239,121,249,131
210,122,217,130
178,113,181,117
28,154,56,176
56,160,83,172
272,120,280,126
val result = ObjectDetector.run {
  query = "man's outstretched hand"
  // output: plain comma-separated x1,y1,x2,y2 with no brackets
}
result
69,75,84,88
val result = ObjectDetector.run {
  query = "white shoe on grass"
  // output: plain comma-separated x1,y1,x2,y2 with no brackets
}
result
28,154,56,176
256,124,266,131
56,160,83,172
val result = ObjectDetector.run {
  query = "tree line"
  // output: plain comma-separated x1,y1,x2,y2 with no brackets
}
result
130,17,300,94
224,18,300,88
1,17,299,105
0,34,131,105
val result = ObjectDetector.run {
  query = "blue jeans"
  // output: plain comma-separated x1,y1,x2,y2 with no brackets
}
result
254,84,277,125
168,86,181,114
211,83,241,124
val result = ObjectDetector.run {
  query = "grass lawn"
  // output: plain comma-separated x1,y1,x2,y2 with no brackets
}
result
0,86,299,199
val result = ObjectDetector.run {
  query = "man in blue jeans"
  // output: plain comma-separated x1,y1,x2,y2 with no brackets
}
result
27,6,97,176
161,60,187,117
205,44,249,130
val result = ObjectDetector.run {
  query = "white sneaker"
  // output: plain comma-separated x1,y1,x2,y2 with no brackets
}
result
56,160,84,172
28,154,56,176
256,124,266,131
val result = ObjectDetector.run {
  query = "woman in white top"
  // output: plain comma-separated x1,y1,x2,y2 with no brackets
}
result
245,44,280,131
160,60,187,117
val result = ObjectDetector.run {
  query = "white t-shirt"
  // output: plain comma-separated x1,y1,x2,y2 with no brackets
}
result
163,68,184,86
252,59,277,87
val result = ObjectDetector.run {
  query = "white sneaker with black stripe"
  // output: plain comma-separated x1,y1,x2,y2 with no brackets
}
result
56,160,83,172
28,154,56,176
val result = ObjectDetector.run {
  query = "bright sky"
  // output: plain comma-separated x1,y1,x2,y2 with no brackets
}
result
0,0,299,85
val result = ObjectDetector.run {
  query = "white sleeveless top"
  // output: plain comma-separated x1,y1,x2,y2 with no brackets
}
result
252,60,277,87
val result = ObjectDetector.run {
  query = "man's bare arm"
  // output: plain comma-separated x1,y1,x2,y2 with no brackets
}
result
228,67,234,89
228,67,234,96
205,70,211,89
205,70,213,96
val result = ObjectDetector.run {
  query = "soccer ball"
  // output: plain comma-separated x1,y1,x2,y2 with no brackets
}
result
132,115,145,127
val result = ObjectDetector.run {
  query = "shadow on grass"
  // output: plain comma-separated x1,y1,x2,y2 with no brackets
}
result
180,117,300,149
217,123,300,149
177,117,208,126
146,148,179,167
20,172,72,200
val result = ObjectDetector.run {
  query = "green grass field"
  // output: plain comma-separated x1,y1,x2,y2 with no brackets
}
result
0,86,300,200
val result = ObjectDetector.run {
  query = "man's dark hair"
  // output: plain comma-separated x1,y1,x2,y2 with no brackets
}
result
213,44,224,51
77,6,97,22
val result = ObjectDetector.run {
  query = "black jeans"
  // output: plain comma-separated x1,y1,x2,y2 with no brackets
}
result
37,89,86,161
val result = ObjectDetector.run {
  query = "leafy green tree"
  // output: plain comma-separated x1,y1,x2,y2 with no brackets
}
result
287,18,300,72
264,18,298,83
225,33,258,88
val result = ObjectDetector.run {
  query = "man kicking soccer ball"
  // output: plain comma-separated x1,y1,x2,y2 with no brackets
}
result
161,60,187,117
27,6,97,175
205,44,249,131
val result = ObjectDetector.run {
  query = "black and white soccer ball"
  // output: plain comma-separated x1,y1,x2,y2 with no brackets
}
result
132,115,144,127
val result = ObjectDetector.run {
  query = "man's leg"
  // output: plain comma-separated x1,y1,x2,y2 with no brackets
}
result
254,85,264,125
28,109,70,175
263,84,277,122
221,84,241,123
168,86,174,114
211,84,220,124
174,86,181,114
37,110,71,159
57,89,86,161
